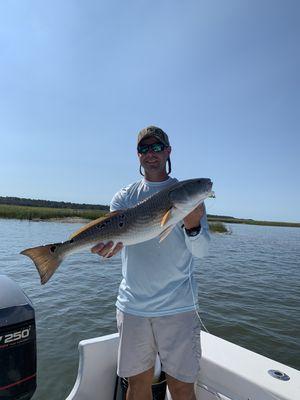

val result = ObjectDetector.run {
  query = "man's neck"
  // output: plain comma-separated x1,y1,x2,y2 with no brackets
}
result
144,171,169,182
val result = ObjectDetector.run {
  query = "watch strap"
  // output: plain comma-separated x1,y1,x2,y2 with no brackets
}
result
184,225,201,237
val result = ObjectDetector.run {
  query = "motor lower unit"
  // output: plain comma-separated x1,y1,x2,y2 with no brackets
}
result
0,275,36,400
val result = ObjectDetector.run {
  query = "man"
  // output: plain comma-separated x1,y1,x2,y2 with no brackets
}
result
92,126,210,400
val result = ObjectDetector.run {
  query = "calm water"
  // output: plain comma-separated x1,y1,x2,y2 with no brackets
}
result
0,219,299,400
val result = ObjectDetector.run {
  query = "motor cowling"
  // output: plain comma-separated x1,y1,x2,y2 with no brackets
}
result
0,275,36,400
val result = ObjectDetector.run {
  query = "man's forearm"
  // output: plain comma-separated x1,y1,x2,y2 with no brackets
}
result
183,203,205,229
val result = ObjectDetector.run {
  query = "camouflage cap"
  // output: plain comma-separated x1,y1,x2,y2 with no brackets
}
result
137,126,170,147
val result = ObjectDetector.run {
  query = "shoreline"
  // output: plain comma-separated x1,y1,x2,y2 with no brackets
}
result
2,215,300,233
33,216,91,223
0,203,299,229
208,217,300,228
3,216,298,228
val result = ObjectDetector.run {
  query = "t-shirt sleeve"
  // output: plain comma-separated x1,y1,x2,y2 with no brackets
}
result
110,187,129,212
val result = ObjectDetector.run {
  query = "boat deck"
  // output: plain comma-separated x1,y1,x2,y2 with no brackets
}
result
66,331,300,400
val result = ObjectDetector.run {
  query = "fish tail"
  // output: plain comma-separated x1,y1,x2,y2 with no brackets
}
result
21,244,64,285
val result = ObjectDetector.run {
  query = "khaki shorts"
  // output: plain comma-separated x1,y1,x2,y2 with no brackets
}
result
116,309,201,383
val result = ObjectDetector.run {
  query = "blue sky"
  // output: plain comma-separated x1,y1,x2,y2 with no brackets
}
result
0,1,299,222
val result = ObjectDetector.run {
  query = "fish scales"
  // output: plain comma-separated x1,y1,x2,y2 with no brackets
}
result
20,178,214,284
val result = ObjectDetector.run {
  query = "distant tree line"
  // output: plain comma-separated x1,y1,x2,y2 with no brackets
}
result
208,214,235,219
0,196,109,211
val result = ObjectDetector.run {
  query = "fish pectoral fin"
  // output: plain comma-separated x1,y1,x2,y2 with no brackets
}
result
69,210,122,240
160,208,174,227
159,225,175,243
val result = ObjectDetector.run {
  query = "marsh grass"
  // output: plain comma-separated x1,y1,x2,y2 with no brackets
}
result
208,222,228,233
208,215,300,228
0,204,106,221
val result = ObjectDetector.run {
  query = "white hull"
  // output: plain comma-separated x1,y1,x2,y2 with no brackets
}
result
66,332,299,400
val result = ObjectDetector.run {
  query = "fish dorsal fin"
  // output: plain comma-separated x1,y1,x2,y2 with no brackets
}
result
69,211,121,240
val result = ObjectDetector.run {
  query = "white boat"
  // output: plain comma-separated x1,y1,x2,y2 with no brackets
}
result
66,331,300,400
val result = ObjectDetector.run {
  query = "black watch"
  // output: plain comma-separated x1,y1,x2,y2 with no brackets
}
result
184,225,201,237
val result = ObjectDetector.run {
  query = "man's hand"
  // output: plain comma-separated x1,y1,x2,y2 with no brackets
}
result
183,203,205,229
91,241,123,258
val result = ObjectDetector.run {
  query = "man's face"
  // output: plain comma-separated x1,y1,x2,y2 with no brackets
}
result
137,136,171,175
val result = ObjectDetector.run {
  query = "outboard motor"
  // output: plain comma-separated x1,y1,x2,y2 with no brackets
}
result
0,275,36,400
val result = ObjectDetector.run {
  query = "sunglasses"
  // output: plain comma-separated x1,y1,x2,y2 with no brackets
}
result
137,142,166,154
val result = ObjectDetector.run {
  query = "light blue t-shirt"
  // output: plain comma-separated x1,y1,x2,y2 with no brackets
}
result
110,177,210,317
